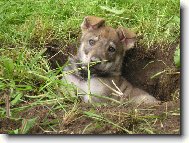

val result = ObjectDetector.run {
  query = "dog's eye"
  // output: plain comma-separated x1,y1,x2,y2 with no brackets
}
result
89,39,95,46
108,46,116,52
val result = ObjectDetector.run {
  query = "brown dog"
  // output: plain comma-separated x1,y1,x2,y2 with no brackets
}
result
63,16,158,104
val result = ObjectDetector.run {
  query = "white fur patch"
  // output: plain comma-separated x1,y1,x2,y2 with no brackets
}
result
63,73,108,102
105,62,112,70
79,43,90,64
109,41,116,48
115,56,121,63
131,94,159,105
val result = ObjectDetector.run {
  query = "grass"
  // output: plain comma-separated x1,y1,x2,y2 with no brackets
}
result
0,0,180,134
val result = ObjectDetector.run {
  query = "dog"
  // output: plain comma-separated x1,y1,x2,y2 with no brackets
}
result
63,16,158,104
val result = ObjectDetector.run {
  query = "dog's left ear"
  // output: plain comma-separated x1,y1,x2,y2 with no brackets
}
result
116,27,136,51
81,16,105,32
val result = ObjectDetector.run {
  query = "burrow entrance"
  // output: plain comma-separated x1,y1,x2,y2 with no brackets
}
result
45,39,180,102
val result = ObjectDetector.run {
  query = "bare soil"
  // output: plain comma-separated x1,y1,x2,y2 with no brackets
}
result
122,41,180,101
0,38,181,134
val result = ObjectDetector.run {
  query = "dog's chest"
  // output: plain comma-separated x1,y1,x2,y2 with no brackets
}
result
64,73,110,98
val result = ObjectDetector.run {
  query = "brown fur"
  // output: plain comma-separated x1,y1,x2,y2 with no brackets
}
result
63,16,159,105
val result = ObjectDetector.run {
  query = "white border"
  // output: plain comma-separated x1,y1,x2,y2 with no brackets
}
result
0,0,188,143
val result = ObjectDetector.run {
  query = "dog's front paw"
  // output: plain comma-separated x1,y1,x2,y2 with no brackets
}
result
131,94,160,105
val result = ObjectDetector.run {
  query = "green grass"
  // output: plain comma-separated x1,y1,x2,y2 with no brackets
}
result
0,0,180,134
0,0,180,46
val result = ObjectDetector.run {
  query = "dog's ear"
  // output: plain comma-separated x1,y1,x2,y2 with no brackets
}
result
81,16,105,31
116,27,136,51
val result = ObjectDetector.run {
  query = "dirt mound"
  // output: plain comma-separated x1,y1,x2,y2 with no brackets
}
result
122,41,180,101
60,100,180,134
0,118,21,134
3,100,179,134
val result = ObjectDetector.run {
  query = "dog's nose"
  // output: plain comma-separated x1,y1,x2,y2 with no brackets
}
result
90,56,101,63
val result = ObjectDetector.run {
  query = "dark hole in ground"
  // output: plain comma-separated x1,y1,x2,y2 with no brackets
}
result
45,39,78,70
122,41,180,101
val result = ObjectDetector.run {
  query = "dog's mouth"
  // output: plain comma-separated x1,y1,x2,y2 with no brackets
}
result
78,66,110,79
77,62,110,78
69,57,113,79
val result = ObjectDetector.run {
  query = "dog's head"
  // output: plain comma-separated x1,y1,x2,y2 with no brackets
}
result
76,16,136,75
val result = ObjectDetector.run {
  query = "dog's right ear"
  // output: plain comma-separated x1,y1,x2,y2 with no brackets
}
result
81,16,105,32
